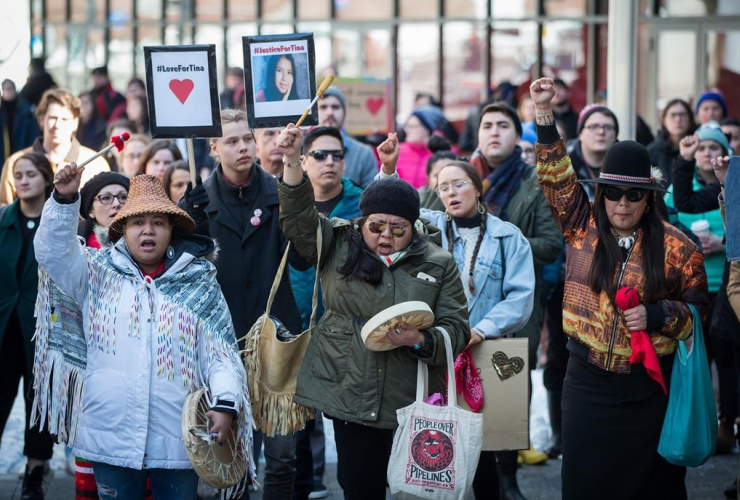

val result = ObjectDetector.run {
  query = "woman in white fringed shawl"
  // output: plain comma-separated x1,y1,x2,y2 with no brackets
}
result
33,165,253,499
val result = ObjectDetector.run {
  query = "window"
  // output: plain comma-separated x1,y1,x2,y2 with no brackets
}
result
262,0,292,21
444,22,487,121
336,0,393,20
398,23,439,119
298,0,331,20
400,0,436,19
445,0,487,18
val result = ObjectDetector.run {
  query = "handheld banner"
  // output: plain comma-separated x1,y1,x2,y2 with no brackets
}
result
144,44,222,138
243,32,317,128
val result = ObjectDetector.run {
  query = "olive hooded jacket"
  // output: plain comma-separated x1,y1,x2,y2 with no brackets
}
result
278,175,470,429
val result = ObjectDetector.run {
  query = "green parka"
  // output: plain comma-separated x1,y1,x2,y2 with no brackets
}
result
0,201,39,376
278,175,470,429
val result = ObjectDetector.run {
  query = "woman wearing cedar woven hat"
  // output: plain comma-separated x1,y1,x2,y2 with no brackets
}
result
531,77,710,499
32,166,253,499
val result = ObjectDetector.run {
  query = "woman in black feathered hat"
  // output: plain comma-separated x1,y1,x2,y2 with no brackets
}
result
531,78,710,500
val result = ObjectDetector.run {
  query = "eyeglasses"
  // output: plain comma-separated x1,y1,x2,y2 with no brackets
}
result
436,180,472,195
306,149,345,161
603,187,646,202
367,221,409,237
95,193,128,205
584,124,616,133
667,112,688,120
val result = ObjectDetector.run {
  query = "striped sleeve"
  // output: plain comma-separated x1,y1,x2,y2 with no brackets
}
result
536,137,592,243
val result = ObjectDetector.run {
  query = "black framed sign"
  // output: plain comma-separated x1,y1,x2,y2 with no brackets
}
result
242,32,317,128
143,44,222,138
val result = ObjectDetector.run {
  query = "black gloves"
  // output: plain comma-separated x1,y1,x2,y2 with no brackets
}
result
183,175,209,211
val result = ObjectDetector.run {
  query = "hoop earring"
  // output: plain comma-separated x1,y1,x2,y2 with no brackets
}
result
477,199,486,215
645,205,650,214
445,210,452,221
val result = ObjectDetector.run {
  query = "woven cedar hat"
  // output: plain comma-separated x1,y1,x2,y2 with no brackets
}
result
579,140,666,192
108,174,195,241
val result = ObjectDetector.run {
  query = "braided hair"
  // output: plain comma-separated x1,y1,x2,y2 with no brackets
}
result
439,160,487,293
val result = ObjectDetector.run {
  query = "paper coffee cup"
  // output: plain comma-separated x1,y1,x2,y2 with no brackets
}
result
690,219,711,238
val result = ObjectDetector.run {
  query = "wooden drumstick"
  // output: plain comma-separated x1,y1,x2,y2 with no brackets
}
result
53,132,130,184
295,75,335,128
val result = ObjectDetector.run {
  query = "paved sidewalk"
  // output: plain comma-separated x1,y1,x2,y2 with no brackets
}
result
0,453,736,499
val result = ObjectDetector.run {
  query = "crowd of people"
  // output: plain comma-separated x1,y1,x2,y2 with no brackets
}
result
0,55,737,500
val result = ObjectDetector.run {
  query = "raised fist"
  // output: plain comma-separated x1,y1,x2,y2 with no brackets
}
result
275,124,304,163
53,163,84,198
711,155,731,187
376,133,400,171
529,78,556,106
679,134,700,162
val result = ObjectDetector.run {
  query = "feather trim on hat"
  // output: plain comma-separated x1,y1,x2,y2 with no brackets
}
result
650,166,666,188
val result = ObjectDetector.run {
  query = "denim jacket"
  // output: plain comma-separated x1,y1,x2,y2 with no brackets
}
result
420,209,535,339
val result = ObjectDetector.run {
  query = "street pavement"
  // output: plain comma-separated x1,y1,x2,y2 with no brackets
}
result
1,370,736,499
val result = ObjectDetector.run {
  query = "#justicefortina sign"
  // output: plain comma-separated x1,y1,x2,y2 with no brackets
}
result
334,79,391,136
144,44,222,138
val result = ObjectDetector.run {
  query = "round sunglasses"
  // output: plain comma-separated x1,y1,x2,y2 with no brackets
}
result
367,221,408,237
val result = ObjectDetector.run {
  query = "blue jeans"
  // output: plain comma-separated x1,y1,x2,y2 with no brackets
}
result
92,462,199,500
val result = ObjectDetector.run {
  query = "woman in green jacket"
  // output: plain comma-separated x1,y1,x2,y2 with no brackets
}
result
0,152,55,499
275,124,470,500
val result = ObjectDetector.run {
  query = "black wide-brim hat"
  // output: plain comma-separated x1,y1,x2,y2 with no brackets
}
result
579,140,666,192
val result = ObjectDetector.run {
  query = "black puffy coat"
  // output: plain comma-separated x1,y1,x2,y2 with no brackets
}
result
181,164,307,343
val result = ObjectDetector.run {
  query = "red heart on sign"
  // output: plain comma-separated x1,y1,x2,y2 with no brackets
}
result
169,79,194,104
366,97,384,115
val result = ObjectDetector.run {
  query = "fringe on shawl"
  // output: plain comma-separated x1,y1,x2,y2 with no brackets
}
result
194,306,257,490
242,316,314,438
31,270,86,444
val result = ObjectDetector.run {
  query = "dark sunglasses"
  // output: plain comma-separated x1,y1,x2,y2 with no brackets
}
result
306,149,345,161
367,221,408,237
602,187,647,202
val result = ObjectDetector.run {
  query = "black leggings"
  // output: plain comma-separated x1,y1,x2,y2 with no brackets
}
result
332,418,394,500
0,311,55,460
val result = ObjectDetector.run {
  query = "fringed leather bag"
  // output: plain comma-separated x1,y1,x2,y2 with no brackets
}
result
242,227,321,437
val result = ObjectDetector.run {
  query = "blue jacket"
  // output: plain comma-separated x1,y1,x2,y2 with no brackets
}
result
420,209,535,339
342,132,379,189
290,178,363,330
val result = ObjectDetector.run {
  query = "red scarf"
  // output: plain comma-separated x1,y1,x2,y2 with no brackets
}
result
615,287,667,394
454,350,484,412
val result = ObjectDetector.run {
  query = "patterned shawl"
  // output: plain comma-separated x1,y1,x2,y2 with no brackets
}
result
31,243,255,480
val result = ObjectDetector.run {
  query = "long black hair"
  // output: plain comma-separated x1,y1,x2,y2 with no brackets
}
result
263,54,299,102
589,185,667,302
337,217,423,286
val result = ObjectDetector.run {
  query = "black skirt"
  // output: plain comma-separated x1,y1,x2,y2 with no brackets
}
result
561,341,686,500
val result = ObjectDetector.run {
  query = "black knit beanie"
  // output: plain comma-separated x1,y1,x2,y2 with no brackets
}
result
577,104,620,136
360,177,420,223
80,172,130,219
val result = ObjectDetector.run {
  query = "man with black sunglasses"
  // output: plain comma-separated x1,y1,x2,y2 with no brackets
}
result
290,126,364,499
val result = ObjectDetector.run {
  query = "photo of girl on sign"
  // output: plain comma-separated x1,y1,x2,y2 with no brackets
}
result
243,32,317,128
255,54,301,102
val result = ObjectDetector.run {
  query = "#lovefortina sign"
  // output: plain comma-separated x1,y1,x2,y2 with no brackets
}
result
144,44,222,138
